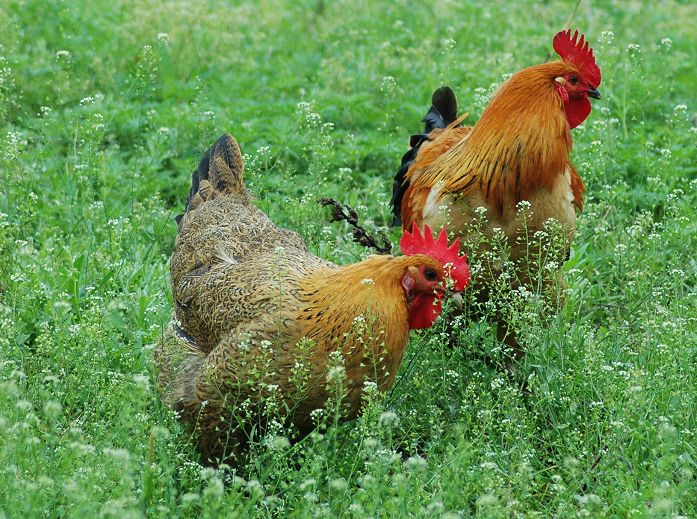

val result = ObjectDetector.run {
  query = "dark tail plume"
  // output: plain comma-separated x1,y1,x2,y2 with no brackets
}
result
390,86,459,226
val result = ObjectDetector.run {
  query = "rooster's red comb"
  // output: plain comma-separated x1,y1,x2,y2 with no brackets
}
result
400,223,470,291
553,29,601,88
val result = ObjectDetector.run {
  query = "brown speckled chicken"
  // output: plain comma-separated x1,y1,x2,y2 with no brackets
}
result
155,134,470,465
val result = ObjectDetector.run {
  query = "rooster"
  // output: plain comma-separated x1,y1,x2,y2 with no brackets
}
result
155,134,469,465
391,29,601,357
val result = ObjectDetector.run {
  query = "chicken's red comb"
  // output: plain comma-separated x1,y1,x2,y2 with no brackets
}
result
553,29,601,88
400,223,470,291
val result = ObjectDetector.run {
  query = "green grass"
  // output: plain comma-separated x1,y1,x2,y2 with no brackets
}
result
1,0,696,516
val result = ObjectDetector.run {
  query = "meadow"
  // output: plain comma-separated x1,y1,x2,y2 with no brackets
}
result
1,0,696,516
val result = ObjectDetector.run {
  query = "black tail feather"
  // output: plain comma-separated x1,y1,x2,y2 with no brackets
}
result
390,86,459,225
427,86,459,129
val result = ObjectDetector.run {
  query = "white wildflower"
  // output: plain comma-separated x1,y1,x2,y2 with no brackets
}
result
329,478,348,491
326,365,345,383
43,400,62,420
405,455,428,472
380,75,396,93
442,38,456,51
378,410,399,427
132,374,150,390
627,43,642,56
599,31,614,45
269,435,290,451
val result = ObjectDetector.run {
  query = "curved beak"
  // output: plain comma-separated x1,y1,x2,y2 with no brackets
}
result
587,88,601,100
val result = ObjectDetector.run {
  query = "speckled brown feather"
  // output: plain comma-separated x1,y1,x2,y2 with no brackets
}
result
155,134,445,465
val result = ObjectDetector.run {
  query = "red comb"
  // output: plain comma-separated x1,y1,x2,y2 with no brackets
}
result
400,223,470,291
553,29,601,88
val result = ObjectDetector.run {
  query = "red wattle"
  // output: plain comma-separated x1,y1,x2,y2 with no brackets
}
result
564,95,592,129
408,295,443,329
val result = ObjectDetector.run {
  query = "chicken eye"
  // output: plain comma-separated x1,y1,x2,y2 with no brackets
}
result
423,268,438,281
569,75,579,85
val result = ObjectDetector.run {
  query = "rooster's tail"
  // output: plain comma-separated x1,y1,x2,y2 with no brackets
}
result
390,86,459,226
175,134,245,226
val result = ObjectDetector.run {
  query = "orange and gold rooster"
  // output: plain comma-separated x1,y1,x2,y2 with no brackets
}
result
155,134,469,465
391,29,601,355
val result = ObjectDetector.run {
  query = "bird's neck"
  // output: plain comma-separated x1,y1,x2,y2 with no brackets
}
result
299,255,410,337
